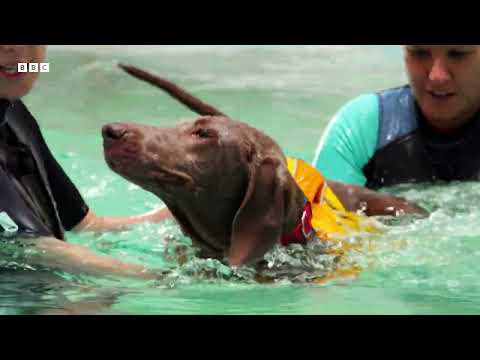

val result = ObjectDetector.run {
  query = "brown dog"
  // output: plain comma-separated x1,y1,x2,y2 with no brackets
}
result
102,64,424,268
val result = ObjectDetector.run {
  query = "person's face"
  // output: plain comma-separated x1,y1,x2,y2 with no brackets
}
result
0,45,47,100
404,45,480,132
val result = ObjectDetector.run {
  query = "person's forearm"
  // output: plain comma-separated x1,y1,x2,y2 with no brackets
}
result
328,181,427,216
18,237,157,279
73,207,174,233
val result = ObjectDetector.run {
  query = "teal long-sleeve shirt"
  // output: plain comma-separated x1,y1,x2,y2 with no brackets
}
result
312,93,380,186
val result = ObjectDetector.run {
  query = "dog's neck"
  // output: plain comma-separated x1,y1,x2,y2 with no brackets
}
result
282,178,309,235
162,193,243,258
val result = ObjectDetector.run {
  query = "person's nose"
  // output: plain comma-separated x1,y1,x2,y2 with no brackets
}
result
0,45,28,58
428,57,452,84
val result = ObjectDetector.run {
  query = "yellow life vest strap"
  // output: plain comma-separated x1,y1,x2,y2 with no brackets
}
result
287,157,346,211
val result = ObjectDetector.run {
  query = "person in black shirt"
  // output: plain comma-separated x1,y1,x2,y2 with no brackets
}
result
0,45,170,278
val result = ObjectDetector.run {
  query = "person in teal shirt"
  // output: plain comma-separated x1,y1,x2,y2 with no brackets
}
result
313,45,480,189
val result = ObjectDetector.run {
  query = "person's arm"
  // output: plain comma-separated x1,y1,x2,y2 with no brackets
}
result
1,236,159,279
328,180,427,217
72,207,174,233
312,94,380,186
34,124,175,233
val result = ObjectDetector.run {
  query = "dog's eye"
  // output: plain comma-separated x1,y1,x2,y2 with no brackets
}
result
193,128,212,139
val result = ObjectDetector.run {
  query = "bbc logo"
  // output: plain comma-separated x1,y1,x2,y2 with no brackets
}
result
17,63,50,73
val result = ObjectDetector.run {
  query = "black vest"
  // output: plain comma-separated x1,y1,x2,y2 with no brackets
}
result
0,100,64,240
363,86,480,189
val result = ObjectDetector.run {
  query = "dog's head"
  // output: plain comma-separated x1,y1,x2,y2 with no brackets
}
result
103,65,305,267
103,116,305,267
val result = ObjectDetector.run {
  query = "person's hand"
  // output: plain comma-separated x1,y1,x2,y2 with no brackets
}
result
73,207,174,233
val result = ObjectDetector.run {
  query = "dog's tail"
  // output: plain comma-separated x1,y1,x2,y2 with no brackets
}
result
118,63,226,117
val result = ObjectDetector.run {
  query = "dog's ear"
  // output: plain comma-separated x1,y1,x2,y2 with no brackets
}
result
228,157,286,267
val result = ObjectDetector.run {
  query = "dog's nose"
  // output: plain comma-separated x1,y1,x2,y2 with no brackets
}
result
102,124,128,140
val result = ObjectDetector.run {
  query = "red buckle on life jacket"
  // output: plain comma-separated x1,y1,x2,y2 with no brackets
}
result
280,201,314,247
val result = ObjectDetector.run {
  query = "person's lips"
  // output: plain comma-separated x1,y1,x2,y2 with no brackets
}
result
0,64,26,79
427,89,456,99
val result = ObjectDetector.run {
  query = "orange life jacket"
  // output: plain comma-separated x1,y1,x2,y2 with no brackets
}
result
286,157,377,241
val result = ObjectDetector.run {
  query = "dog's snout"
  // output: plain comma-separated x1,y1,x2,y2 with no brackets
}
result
102,124,128,140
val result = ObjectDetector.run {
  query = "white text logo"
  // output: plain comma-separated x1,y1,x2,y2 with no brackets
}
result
17,63,50,73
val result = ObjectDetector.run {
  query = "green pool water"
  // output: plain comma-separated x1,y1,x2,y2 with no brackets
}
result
1,45,479,315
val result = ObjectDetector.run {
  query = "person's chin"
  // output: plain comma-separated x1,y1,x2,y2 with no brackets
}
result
0,93,23,101
0,86,34,101
422,99,458,119
423,110,465,131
